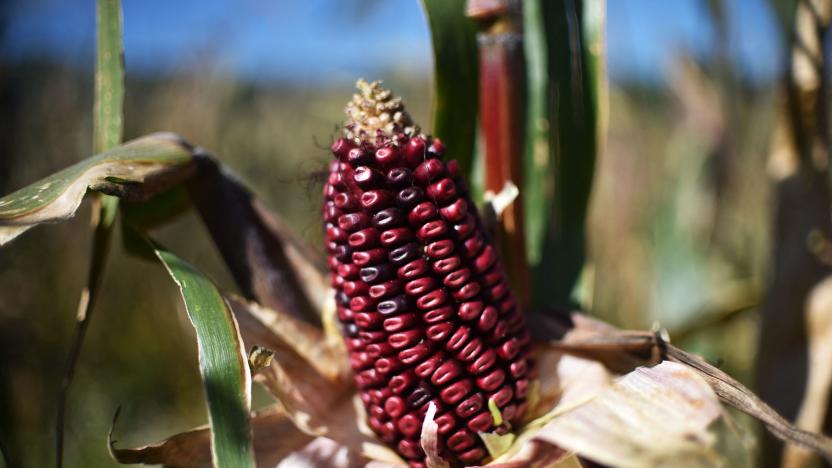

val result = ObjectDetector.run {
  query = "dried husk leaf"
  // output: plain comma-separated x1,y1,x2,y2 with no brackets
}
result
109,405,311,467
228,294,348,382
531,361,723,467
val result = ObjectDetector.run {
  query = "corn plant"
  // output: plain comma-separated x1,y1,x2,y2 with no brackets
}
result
2,0,832,467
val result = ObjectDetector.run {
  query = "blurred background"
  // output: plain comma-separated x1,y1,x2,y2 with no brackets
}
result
0,0,826,466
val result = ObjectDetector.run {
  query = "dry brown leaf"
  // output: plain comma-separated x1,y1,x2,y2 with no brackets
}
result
109,405,312,468
783,275,832,467
228,294,349,382
531,361,723,467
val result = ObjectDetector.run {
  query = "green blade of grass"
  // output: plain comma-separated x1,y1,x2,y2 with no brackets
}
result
0,133,194,245
421,0,479,178
133,237,255,468
524,0,606,309
56,1,126,466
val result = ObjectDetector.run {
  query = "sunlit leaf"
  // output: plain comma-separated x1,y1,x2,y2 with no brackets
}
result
0,133,194,245
150,239,255,468
421,0,479,179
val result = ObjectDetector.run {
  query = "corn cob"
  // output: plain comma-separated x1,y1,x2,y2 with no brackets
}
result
323,80,534,467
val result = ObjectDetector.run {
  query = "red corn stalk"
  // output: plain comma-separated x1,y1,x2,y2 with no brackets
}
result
466,0,531,311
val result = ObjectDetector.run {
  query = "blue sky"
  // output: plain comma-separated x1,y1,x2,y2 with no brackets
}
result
2,0,785,85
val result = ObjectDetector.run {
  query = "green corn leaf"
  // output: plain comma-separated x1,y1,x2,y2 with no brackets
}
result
136,237,255,468
421,0,479,179
524,0,606,309
0,133,194,246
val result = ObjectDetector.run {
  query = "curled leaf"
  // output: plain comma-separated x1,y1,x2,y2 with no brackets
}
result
0,133,194,245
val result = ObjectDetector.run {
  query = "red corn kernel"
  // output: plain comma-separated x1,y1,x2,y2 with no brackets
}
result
416,219,448,241
373,207,405,228
432,360,463,386
453,214,476,239
398,341,433,365
334,192,359,210
359,330,387,343
414,159,445,184
439,198,467,222
375,356,404,374
369,404,387,421
462,233,485,259
352,248,386,266
403,136,427,168
369,280,402,300
353,165,384,188
386,167,412,188
326,224,348,242
348,228,380,249
457,301,483,321
477,306,498,331
455,393,484,419
456,337,483,362
397,439,423,460
375,146,401,167
486,281,509,301
349,351,373,370
366,342,395,358
389,369,416,394
380,227,414,246
476,368,506,392
426,322,454,342
388,242,420,265
440,379,473,404
452,282,481,301
498,338,520,360
509,359,528,378
482,267,504,287
359,264,394,283
414,352,444,378
444,268,471,289
408,202,438,225
446,326,471,352
347,147,371,166
331,137,354,161
342,280,369,297
501,404,518,422
458,448,487,465
432,255,461,275
361,190,393,210
337,262,360,280
426,178,457,204
515,378,529,398
435,412,458,435
404,277,437,296
383,313,418,332
416,288,448,310
446,428,476,451
377,295,409,315
473,245,497,273
338,212,370,232
398,258,429,279
467,411,494,433
385,396,406,418
425,239,454,259
397,413,422,438
467,349,497,375
396,186,424,208
488,385,514,407
348,296,375,312
423,306,454,324
389,329,423,349
354,311,383,329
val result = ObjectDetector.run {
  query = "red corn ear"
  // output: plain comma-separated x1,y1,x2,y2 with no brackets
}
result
324,80,533,466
